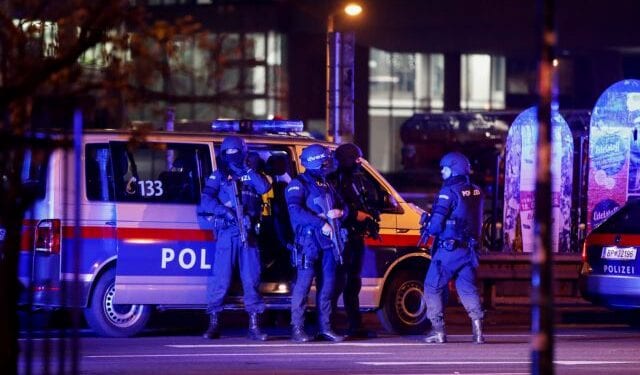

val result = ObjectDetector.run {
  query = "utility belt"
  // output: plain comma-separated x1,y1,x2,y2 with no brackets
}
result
438,237,478,252
289,225,322,269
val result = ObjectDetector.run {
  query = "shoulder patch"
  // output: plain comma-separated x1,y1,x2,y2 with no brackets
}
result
438,194,450,200
287,185,300,192
209,174,217,180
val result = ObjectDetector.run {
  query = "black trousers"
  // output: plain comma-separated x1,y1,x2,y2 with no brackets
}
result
334,235,365,330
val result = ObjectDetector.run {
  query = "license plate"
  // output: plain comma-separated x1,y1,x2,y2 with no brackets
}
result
601,246,637,260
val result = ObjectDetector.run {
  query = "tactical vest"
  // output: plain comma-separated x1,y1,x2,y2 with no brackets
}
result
440,178,483,241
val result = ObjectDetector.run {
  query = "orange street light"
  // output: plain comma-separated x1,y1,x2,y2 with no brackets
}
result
326,2,363,143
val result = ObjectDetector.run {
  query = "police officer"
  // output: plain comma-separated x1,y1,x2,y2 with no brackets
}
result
329,143,379,338
286,144,345,342
200,136,271,341
422,151,485,344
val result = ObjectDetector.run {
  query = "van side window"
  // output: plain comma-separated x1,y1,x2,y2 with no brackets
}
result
86,144,115,201
22,148,48,200
107,142,212,204
358,166,401,214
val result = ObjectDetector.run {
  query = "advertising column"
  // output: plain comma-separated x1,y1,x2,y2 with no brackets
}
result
503,107,573,252
587,80,640,231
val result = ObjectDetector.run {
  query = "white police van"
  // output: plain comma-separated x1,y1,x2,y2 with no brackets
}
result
18,120,429,337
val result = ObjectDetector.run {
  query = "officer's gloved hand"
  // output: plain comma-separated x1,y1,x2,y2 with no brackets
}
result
321,222,333,237
356,210,373,222
327,209,343,219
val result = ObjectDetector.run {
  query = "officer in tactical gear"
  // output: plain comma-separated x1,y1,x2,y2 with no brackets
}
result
422,151,485,344
329,143,380,339
285,143,346,342
200,136,271,341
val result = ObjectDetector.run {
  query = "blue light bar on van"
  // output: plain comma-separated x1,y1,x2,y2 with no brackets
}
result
211,119,304,133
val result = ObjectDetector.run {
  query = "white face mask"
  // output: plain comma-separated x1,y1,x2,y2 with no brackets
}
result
441,166,452,180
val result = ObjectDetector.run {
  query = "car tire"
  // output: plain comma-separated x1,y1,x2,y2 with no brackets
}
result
84,268,151,337
377,269,430,334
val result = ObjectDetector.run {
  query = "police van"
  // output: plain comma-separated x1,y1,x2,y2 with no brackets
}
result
18,120,429,337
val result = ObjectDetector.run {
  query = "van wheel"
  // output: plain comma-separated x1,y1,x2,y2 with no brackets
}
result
84,269,151,337
377,270,430,334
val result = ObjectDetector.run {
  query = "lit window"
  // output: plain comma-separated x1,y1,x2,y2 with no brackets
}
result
368,48,444,171
461,54,505,110
128,31,288,124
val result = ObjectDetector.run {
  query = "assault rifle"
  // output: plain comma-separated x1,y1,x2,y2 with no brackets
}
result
229,175,249,250
351,181,380,239
315,194,347,265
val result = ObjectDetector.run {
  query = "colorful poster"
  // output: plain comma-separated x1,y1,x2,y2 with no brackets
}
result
502,107,573,253
587,80,640,231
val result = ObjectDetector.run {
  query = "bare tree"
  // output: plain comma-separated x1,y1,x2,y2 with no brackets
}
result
0,1,252,371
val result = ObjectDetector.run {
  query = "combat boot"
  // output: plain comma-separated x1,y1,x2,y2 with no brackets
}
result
472,319,485,344
247,313,268,341
202,313,220,339
291,325,311,342
318,328,344,342
423,326,447,343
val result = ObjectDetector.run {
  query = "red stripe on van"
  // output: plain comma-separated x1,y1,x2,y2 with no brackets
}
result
57,226,213,241
62,226,117,238
60,226,214,241
365,233,421,247
117,227,214,241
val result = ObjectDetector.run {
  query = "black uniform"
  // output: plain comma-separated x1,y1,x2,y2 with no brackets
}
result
329,165,379,335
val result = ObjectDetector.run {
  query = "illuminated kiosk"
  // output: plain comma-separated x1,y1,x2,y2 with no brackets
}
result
587,79,640,231
502,107,573,252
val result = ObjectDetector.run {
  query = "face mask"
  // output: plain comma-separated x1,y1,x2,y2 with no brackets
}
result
307,168,326,179
338,161,358,173
223,151,245,169
322,158,336,175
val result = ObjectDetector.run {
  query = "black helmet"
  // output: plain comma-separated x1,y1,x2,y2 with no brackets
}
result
440,151,471,176
300,144,330,170
335,143,362,169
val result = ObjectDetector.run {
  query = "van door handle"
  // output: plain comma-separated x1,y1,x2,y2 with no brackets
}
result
396,228,409,233
105,221,116,226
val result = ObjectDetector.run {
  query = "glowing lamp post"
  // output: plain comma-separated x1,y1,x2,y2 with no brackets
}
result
326,3,362,143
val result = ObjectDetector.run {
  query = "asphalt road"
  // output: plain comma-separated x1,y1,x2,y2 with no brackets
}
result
17,306,640,374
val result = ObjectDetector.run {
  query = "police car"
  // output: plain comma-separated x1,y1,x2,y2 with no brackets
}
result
18,120,429,337
579,199,640,310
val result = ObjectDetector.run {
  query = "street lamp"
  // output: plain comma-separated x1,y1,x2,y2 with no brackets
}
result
326,2,362,144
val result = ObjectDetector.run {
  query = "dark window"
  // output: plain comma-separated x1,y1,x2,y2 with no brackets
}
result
21,148,48,200
107,142,212,204
86,143,115,201
358,165,402,214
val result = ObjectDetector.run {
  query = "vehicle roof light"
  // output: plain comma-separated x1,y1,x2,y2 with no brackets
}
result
211,119,304,134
